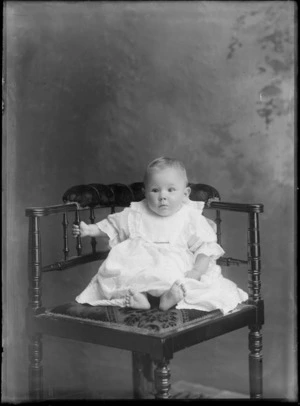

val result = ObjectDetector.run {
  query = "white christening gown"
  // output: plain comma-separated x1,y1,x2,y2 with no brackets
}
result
75,199,248,314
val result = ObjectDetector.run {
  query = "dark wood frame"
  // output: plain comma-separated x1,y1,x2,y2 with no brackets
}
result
26,200,264,399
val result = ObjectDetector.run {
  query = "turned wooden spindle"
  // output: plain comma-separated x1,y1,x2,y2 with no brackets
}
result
29,333,43,400
62,212,69,260
74,209,82,256
27,216,33,307
247,211,263,398
215,209,222,246
247,212,261,303
28,216,42,310
154,359,171,399
249,327,263,398
89,208,97,254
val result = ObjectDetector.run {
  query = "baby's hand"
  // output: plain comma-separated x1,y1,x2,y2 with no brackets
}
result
72,221,90,238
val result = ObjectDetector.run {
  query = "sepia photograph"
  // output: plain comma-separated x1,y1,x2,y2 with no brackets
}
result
2,0,296,401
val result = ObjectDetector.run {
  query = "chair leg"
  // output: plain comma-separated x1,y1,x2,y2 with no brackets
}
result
132,352,155,399
28,333,43,400
154,358,171,399
248,326,263,399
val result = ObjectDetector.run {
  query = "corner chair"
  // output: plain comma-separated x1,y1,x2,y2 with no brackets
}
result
25,182,264,399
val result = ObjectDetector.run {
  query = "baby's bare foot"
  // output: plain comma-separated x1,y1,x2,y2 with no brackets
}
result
125,289,151,310
159,280,186,311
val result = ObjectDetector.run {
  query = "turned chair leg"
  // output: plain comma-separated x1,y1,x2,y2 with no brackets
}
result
28,333,43,400
154,359,171,399
249,326,263,399
132,352,155,399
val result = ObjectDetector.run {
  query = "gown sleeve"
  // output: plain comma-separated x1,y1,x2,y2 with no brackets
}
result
96,208,130,248
187,211,225,260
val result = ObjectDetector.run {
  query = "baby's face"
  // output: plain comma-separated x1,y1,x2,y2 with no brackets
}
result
145,167,190,217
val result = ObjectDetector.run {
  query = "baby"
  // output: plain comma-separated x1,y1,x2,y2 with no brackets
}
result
72,157,248,313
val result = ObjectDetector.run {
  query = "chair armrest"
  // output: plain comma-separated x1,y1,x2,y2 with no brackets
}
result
25,203,86,217
209,201,264,213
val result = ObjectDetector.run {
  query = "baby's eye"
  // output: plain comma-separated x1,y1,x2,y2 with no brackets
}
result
168,188,176,192
152,188,159,193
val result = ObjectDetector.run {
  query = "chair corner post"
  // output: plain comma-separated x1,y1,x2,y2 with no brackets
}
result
154,357,171,399
247,212,262,304
28,216,43,312
248,325,263,399
247,211,263,398
28,333,44,400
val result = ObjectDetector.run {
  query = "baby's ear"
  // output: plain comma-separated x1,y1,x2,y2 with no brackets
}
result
183,186,191,201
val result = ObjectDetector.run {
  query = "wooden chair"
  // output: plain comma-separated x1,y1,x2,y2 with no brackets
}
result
25,182,264,400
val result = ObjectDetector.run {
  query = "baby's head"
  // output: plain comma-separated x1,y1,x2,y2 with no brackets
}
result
144,157,191,217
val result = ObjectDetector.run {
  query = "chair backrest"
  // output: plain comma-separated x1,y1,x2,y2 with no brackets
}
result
62,182,221,209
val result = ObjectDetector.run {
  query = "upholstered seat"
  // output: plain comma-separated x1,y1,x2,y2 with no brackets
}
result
49,301,224,333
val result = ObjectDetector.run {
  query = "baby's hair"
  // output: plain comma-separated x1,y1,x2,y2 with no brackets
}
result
144,156,188,186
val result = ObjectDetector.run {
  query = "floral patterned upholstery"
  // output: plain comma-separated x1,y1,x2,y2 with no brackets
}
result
49,299,223,334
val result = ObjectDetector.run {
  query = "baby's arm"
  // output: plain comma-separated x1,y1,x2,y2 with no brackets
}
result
185,253,210,281
72,221,108,238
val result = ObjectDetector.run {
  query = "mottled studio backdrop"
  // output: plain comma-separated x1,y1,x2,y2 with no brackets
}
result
3,1,295,400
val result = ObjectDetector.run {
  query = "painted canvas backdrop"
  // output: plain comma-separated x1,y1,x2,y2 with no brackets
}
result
3,1,295,400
